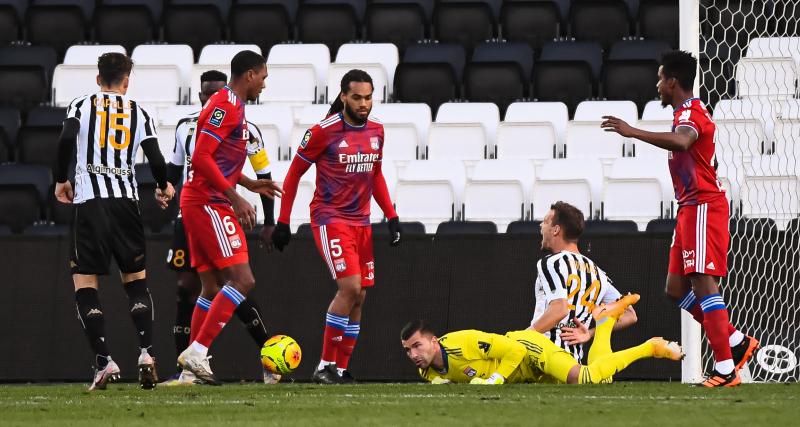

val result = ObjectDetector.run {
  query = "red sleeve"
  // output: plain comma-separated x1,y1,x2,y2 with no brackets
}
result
373,161,397,220
373,127,397,219
192,100,239,193
277,155,312,224
674,108,700,135
295,125,328,164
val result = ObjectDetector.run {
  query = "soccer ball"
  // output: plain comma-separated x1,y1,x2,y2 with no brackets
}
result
260,335,302,375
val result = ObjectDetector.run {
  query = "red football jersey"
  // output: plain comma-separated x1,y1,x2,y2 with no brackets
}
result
669,98,726,206
295,113,385,226
181,86,248,206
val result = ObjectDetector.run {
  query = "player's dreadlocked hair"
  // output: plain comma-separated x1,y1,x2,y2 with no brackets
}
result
401,320,435,341
327,69,374,117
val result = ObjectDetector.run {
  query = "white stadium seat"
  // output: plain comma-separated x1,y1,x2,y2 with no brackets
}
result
631,120,671,159
288,104,333,159
335,43,399,95
714,119,768,204
495,122,557,160
574,100,638,123
426,123,487,160
427,103,499,160
602,157,673,230
464,159,536,231
150,105,199,164
746,37,800,68
268,161,317,232
735,57,797,98
264,44,330,104
505,102,569,148
642,100,674,121
131,45,194,102
63,45,126,65
245,104,293,163
52,65,101,107
198,44,261,64
714,98,780,143
395,160,466,232
326,63,389,102
565,121,625,161
126,65,183,109
371,103,432,161
740,155,800,230
532,158,604,220
370,161,397,222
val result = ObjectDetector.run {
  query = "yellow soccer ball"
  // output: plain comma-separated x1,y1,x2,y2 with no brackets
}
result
260,335,302,375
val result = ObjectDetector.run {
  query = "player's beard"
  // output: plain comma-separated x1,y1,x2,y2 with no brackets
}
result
345,103,369,126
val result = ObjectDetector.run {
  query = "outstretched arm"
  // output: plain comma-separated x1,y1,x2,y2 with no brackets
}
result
601,116,697,152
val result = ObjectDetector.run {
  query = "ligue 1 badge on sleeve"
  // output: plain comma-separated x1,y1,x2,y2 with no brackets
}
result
301,130,312,148
209,107,226,127
370,136,380,151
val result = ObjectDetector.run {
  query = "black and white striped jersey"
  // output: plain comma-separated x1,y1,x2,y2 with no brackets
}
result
66,92,158,204
170,112,271,184
530,250,621,362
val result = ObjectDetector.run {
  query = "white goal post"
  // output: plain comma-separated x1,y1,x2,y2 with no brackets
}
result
681,0,800,383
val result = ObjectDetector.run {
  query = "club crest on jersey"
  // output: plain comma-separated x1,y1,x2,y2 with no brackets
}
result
209,107,226,127
229,235,242,249
301,130,312,149
370,136,380,150
334,258,347,272
463,367,477,377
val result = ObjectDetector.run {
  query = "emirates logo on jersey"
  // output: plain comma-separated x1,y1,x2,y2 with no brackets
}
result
339,152,380,173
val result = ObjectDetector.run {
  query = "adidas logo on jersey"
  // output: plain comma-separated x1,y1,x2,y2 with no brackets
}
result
339,140,349,148
706,262,716,270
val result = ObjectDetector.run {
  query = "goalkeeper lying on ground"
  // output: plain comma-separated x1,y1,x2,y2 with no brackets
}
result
400,294,683,384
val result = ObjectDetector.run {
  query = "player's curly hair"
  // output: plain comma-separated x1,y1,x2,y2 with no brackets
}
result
327,69,374,117
401,320,435,341
550,201,584,242
661,50,697,91
97,52,133,87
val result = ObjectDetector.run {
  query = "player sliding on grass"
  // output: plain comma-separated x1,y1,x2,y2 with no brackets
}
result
601,50,759,387
401,296,683,385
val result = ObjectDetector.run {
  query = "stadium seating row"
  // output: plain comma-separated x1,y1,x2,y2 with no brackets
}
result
2,153,796,235
1,38,674,116
0,0,679,58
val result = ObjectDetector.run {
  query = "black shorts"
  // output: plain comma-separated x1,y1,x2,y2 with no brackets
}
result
166,216,193,272
70,198,146,275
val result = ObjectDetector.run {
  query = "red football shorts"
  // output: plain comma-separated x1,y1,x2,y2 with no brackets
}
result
312,223,375,286
181,204,249,272
668,197,729,277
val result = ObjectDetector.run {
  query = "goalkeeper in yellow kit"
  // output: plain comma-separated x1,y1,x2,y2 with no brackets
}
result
400,296,684,384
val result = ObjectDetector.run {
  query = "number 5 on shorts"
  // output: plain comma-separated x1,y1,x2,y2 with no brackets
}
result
329,238,342,257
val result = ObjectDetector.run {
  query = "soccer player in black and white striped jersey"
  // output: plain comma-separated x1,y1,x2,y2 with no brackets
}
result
53,52,175,391
528,202,639,370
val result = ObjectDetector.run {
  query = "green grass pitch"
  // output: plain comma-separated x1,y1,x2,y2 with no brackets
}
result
0,382,797,426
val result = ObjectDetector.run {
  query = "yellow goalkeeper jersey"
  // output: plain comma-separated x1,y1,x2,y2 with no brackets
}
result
419,329,578,384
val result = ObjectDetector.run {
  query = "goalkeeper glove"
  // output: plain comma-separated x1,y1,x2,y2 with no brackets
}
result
271,221,292,251
430,377,451,385
387,217,402,246
469,373,505,385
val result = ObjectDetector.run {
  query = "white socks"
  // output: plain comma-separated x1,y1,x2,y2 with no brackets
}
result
191,341,209,356
716,359,735,375
317,360,334,371
729,330,745,347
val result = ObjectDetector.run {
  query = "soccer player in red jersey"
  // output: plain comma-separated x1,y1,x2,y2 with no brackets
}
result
601,50,759,387
271,70,402,384
177,50,281,385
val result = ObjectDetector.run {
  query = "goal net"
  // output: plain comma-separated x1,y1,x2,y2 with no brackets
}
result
696,0,800,382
